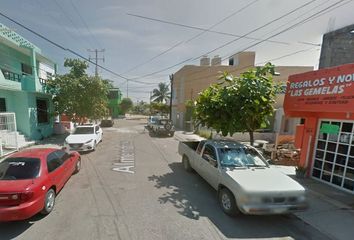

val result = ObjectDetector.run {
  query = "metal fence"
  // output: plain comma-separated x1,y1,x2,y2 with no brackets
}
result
0,112,18,157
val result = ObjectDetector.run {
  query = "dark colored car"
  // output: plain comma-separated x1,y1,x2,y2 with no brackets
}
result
151,119,175,136
0,148,81,221
100,119,114,127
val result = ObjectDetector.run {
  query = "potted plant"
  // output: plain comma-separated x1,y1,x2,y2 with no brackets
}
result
295,165,307,179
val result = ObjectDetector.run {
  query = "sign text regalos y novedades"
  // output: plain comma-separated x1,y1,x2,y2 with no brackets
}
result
289,73,354,97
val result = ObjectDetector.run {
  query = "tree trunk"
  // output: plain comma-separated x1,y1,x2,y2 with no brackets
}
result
249,131,254,146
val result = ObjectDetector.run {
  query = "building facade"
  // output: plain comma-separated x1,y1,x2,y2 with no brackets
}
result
108,88,122,118
284,63,354,193
319,24,354,69
171,52,312,138
0,23,56,140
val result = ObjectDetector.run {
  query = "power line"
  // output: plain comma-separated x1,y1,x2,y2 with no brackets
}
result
225,0,347,64
130,0,318,80
219,0,330,60
173,48,319,88
191,0,319,61
69,0,104,49
34,0,92,52
126,13,289,46
53,0,96,49
122,0,261,74
0,11,157,86
136,0,347,84
128,0,347,89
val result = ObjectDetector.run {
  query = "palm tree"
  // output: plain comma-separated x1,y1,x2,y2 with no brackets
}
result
151,82,170,103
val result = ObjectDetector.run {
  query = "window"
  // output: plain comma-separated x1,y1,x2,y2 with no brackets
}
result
0,157,40,180
37,99,49,124
218,147,267,167
95,126,99,132
47,152,63,173
202,144,217,161
108,90,119,99
74,127,94,134
54,150,70,163
196,140,206,154
21,63,32,75
0,98,6,112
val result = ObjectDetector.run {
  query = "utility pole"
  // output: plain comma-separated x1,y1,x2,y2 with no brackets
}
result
169,74,174,120
88,49,105,77
126,80,129,98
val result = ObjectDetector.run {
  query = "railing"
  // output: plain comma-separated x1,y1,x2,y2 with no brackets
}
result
1,69,22,82
0,112,18,157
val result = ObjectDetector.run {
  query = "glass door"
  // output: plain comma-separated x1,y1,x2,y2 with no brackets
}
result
312,120,354,192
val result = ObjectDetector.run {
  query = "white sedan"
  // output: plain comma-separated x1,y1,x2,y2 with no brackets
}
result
64,124,103,152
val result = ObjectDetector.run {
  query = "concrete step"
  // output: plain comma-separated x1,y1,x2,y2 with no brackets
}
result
0,130,34,149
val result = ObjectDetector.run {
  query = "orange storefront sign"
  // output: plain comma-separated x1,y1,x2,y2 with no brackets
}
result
284,63,354,113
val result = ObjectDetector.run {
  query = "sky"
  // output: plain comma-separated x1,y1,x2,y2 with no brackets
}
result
1,0,354,102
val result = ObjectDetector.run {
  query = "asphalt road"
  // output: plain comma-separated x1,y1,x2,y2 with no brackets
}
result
0,119,331,240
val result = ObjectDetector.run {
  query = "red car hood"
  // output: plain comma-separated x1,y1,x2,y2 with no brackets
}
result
0,179,34,193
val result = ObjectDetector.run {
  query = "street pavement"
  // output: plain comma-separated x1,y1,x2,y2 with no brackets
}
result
0,119,341,240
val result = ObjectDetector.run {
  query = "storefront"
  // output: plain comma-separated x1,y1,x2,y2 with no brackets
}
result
284,63,354,193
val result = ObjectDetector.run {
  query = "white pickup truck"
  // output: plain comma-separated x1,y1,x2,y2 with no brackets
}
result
178,139,307,216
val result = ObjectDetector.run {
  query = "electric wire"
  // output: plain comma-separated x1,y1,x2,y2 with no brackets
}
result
53,0,96,49
129,0,318,80
122,0,261,74
69,0,104,49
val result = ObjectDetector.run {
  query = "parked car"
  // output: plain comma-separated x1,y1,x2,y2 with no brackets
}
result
147,116,160,129
151,118,175,136
178,139,307,216
64,124,103,152
100,119,114,127
0,148,81,221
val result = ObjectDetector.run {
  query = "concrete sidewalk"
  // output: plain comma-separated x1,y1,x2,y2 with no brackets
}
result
174,130,354,240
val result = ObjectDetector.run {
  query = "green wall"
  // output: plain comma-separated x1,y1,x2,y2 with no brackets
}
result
0,43,32,91
0,89,53,140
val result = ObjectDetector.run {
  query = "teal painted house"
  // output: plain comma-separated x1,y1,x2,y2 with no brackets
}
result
0,23,56,140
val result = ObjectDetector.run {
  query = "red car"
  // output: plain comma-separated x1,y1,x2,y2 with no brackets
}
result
0,148,81,221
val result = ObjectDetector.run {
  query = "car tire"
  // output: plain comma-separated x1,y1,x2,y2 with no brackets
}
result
74,157,81,174
218,188,240,216
182,155,193,172
41,188,56,215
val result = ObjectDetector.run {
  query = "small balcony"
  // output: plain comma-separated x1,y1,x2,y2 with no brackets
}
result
1,68,21,82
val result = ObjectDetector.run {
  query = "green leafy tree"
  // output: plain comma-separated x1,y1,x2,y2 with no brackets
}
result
150,102,169,114
194,63,279,145
119,98,133,114
151,82,170,103
46,59,110,122
131,101,150,115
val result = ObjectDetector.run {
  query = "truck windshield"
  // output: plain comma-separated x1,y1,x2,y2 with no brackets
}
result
218,147,267,167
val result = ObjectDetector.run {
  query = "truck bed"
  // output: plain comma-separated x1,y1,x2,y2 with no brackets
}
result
178,141,200,158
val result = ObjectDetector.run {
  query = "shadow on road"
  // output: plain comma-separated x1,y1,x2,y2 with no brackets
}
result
148,162,325,239
0,214,46,239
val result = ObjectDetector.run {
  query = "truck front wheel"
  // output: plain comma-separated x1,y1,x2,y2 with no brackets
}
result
182,155,193,172
218,188,240,216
